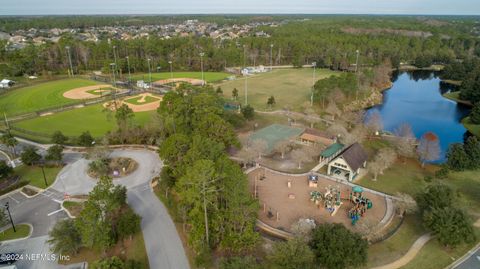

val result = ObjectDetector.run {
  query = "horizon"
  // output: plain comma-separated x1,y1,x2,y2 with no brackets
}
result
2,0,479,16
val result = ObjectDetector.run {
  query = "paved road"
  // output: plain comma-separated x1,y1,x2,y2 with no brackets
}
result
51,149,190,269
453,245,480,269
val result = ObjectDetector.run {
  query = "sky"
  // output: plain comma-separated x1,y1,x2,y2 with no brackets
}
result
1,0,479,16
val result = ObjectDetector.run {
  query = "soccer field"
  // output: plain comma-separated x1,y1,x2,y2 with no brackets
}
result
131,71,231,83
218,68,339,111
13,104,156,138
0,78,101,116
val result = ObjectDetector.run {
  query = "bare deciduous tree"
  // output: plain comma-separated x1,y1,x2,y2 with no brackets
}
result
326,102,341,121
395,192,418,214
237,147,257,167
251,139,268,160
365,110,383,134
369,147,397,180
417,132,441,167
274,139,292,159
291,148,313,169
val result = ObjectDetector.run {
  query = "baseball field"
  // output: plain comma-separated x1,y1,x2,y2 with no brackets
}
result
13,104,156,138
131,71,231,83
0,78,103,116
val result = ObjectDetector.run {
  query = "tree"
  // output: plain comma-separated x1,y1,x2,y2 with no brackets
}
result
45,144,64,166
48,219,82,255
395,193,418,214
232,88,239,101
368,147,396,180
416,184,454,212
423,207,475,246
251,139,268,160
91,256,125,269
365,110,383,134
471,102,480,124
267,238,314,269
446,143,470,171
464,136,480,169
20,146,41,165
393,123,416,162
237,147,257,167
309,223,367,269
0,133,18,157
417,132,441,166
291,148,313,169
116,208,141,241
325,102,341,120
216,86,223,95
0,208,8,228
267,95,276,109
273,139,291,159
220,256,261,269
51,130,68,145
78,131,94,147
115,103,134,130
241,105,255,120
0,161,13,180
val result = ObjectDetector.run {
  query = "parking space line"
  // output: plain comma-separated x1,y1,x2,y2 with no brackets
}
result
47,209,64,216
8,195,19,204
52,199,63,204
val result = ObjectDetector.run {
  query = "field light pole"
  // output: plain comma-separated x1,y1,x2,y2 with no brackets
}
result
65,46,74,77
199,52,205,86
147,58,152,85
40,161,47,187
110,63,117,107
310,62,317,106
270,44,274,71
112,45,118,73
168,61,173,79
355,49,360,73
126,56,131,82
5,202,16,233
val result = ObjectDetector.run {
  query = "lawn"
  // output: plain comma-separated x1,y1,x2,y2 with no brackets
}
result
14,165,63,189
61,232,149,268
13,104,156,138
123,95,160,105
131,71,231,83
218,68,339,112
63,201,84,218
0,224,31,241
0,78,101,116
462,117,480,137
442,91,473,106
365,214,426,268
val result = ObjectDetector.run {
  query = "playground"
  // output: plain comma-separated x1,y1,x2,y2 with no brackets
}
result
248,168,387,233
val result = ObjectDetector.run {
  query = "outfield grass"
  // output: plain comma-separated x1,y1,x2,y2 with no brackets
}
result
124,95,160,105
218,68,338,112
131,71,231,83
0,224,31,241
13,104,156,138
14,165,63,189
0,78,101,116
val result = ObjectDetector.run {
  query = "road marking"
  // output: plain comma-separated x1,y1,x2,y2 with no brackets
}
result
8,195,19,204
52,199,63,204
47,209,64,216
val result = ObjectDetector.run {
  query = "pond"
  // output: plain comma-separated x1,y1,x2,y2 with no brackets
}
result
366,71,471,163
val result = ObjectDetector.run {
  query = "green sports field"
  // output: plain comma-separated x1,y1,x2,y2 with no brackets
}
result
218,68,339,111
0,78,101,116
13,104,156,138
131,71,231,83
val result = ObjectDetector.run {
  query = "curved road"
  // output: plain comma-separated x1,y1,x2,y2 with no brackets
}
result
52,149,190,269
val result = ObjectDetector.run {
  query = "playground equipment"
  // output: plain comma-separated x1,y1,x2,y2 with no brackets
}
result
348,186,373,225
308,174,319,187
324,185,343,216
309,185,343,216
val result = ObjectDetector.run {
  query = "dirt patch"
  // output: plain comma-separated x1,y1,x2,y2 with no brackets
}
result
21,186,38,196
63,85,116,100
63,201,84,218
152,78,205,86
248,168,387,234
103,93,162,112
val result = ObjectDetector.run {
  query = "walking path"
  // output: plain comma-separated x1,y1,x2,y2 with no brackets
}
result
371,233,433,269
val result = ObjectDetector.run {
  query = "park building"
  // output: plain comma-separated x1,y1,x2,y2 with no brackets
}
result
327,143,368,182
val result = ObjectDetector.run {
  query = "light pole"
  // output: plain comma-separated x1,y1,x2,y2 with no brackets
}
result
168,61,173,79
310,62,317,106
270,44,274,72
355,49,360,73
5,202,15,233
244,69,248,106
65,46,74,77
110,63,117,108
199,52,205,86
40,160,47,187
112,45,118,73
147,58,152,85
126,56,131,82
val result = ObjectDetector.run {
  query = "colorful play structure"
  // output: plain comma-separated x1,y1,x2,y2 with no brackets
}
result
348,186,373,225
309,183,343,216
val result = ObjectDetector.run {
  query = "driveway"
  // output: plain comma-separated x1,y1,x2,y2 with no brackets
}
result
50,149,189,269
